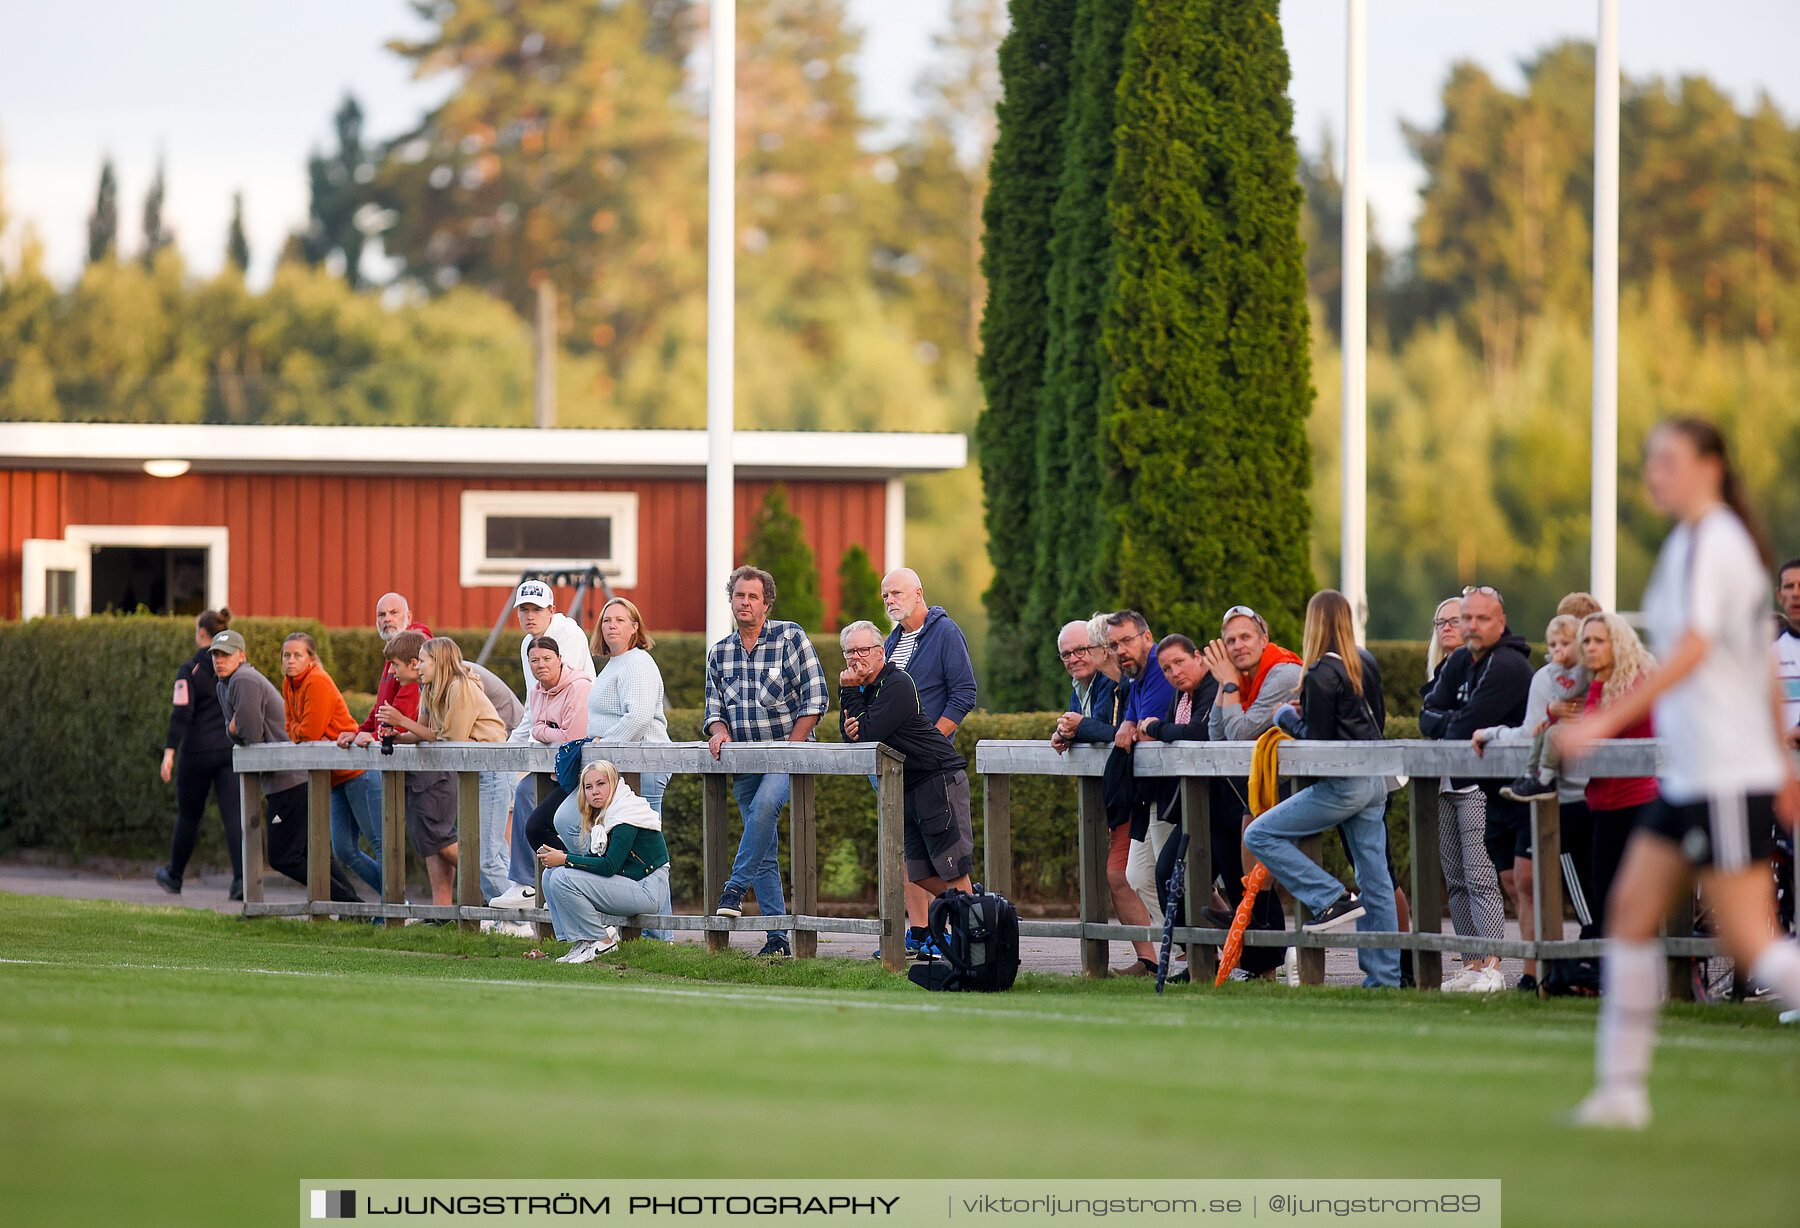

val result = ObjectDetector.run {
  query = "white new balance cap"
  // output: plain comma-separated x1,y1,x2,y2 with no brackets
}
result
513,580,554,608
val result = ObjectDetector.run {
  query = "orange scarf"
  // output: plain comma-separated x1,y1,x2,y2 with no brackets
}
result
1241,642,1303,709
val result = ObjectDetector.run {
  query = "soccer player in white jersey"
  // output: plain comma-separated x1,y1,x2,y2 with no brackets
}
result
1558,418,1800,1129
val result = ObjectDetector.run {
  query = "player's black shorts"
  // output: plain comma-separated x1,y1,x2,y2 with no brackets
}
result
1636,793,1777,872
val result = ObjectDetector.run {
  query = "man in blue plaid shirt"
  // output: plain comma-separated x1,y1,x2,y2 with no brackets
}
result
704,565,830,956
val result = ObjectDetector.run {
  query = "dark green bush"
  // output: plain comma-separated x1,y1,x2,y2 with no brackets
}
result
0,613,332,862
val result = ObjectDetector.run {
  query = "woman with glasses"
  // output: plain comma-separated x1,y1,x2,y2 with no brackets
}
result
1425,595,1509,992
1559,419,1800,1128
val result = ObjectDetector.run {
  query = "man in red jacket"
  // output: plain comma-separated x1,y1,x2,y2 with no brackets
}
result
336,591,433,748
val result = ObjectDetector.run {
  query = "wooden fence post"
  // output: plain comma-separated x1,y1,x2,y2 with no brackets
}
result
307,770,330,923
532,773,556,942
381,769,406,929
1530,796,1564,997
617,772,646,943
1293,834,1327,985
982,774,1013,901
1666,890,1697,1002
1180,777,1216,982
240,775,266,907
1408,778,1443,991
790,774,818,958
703,774,730,954
876,749,907,972
457,771,482,934
1075,775,1109,979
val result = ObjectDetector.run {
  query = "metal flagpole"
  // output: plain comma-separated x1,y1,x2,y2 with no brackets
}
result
705,0,737,642
1591,0,1620,610
1342,0,1368,641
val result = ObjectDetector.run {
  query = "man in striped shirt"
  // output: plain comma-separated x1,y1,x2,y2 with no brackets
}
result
704,565,830,957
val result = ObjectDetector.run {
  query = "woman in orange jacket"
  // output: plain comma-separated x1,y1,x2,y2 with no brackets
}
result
281,633,382,895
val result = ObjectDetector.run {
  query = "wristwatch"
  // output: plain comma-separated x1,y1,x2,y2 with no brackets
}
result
1222,683,1240,695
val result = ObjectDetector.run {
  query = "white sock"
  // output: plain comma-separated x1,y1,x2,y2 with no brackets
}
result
1749,941,1800,1004
1596,940,1664,1094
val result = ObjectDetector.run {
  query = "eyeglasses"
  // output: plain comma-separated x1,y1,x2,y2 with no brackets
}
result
1432,617,1459,630
1105,632,1144,651
1059,646,1094,662
844,645,882,659
1461,585,1505,610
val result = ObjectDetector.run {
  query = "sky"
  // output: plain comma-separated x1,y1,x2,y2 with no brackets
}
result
2,1,1796,287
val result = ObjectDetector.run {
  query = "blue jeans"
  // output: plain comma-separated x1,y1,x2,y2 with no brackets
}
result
551,790,673,942
509,773,547,887
478,770,515,902
1244,774,1400,988
329,771,383,894
729,772,790,940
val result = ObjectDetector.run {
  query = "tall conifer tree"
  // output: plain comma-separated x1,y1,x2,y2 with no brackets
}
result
1102,0,1315,647
975,0,1075,709
86,158,118,263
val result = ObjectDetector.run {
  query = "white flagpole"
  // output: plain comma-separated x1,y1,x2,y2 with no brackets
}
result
1591,0,1620,610
705,0,737,641
1342,0,1368,641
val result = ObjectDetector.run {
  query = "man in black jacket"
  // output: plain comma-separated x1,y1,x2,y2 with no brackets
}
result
838,621,974,953
1420,586,1538,973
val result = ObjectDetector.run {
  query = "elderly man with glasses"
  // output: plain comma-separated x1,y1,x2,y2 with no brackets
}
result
839,621,975,940
1052,620,1123,754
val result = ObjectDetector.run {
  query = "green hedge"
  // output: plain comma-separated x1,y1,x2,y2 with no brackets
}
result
322,629,848,712
0,614,333,862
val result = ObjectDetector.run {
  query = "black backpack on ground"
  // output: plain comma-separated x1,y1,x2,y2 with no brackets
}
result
1541,956,1601,997
906,885,1020,993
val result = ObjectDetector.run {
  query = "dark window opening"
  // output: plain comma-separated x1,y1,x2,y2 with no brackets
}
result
485,516,612,561
91,547,209,616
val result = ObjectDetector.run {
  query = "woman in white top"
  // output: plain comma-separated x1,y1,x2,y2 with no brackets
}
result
582,597,673,812
1559,417,1800,1129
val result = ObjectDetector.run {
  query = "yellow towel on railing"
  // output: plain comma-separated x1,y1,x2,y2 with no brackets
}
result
1248,727,1293,818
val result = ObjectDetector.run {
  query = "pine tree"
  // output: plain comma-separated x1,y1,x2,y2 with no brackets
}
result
226,191,250,273
1102,0,1315,648
742,484,825,631
140,157,170,269
302,95,376,289
975,0,1076,710
834,544,887,631
1021,0,1132,704
86,158,118,263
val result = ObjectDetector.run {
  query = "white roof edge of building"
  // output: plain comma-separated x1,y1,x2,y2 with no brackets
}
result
0,421,967,478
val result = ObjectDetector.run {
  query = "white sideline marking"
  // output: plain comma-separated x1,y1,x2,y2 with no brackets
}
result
0,957,1782,1053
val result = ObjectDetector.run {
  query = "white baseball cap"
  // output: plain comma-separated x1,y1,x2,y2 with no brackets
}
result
513,580,554,609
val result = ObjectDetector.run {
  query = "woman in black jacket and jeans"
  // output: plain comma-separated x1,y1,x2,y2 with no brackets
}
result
155,608,243,898
1243,590,1401,987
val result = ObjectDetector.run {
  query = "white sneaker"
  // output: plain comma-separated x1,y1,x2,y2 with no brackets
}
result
481,919,537,937
1476,967,1507,993
489,885,538,909
1779,1009,1800,1025
1282,948,1299,987
1568,1085,1651,1130
1441,966,1483,992
556,939,600,965
594,926,621,956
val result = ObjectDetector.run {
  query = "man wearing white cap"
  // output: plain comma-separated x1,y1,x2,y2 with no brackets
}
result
491,579,598,908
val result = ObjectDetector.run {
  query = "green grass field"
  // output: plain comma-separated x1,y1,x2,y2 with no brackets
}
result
2,893,1795,1227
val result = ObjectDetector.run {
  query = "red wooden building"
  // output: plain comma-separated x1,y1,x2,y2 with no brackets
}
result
0,423,966,630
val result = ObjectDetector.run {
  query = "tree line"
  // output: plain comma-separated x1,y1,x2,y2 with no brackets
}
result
2,9,1797,684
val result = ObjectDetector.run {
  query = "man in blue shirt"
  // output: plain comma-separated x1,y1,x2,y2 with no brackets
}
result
878,567,979,949
1101,610,1177,975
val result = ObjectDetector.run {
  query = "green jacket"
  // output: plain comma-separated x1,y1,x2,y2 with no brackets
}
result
564,824,669,881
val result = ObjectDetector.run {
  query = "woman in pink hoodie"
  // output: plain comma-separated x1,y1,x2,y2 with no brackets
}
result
520,636,593,854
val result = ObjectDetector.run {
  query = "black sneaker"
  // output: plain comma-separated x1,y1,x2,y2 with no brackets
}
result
1301,893,1364,932
154,866,181,895
715,885,745,918
1200,905,1236,929
1515,973,1539,994
757,934,792,958
1499,775,1556,804
227,878,244,902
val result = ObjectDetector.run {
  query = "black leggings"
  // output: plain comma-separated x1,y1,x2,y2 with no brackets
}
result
524,785,573,854
1590,802,1648,928
264,784,363,903
168,748,243,880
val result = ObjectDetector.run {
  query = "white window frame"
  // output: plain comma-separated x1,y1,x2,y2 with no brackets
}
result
459,490,638,589
53,525,230,616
